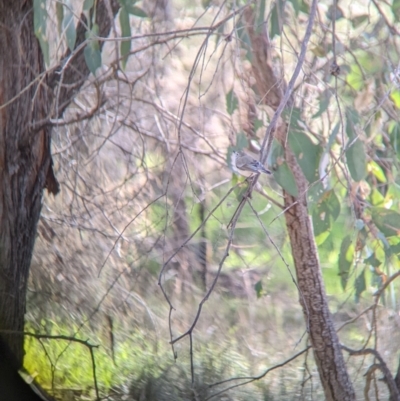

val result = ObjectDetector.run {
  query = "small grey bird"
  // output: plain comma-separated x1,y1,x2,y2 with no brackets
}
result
232,150,272,175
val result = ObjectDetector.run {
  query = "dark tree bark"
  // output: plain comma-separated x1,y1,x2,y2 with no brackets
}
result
0,0,119,368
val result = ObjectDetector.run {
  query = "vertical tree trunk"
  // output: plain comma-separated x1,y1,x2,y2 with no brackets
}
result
0,0,53,363
0,0,120,365
244,9,356,401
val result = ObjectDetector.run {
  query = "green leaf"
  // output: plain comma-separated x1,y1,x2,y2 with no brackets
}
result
346,138,366,181
125,5,148,17
255,0,266,33
312,189,340,236
338,235,354,290
372,208,400,237
389,121,400,158
393,0,400,21
270,0,285,38
83,0,95,10
84,24,102,75
390,89,400,109
235,132,248,150
351,14,368,28
346,109,366,182
270,140,298,197
119,7,131,69
274,162,298,197
226,88,238,115
56,2,64,35
327,5,344,20
288,131,320,183
62,0,76,51
364,253,381,268
354,269,366,303
369,188,385,206
254,280,264,298
33,0,49,66
312,90,331,118
368,161,387,183
288,0,300,15
326,122,340,150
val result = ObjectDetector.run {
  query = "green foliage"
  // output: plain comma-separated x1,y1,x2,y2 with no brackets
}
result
338,236,354,290
270,141,298,197
33,0,49,66
345,109,366,182
226,88,239,115
84,24,102,74
312,189,340,237
62,0,77,51
270,0,285,38
119,7,131,69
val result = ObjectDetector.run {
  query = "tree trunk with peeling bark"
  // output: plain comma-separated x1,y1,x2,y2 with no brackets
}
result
244,8,356,401
0,0,119,368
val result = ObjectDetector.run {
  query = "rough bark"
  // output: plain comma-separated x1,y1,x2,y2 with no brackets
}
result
244,8,356,401
0,0,119,366
0,0,53,363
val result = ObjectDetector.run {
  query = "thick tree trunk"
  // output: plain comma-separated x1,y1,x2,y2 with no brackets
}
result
0,0,120,366
280,136,355,401
0,0,53,363
244,8,356,401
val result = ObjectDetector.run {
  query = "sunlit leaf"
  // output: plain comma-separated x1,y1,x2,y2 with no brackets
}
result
62,0,76,51
368,161,387,183
354,269,366,303
119,7,131,69
226,89,238,115
346,64,364,91
372,208,400,237
311,45,327,58
390,89,400,109
369,189,385,206
338,235,354,290
312,189,340,236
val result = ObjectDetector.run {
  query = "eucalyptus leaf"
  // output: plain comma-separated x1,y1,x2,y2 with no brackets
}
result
372,208,400,237
33,0,49,66
84,25,101,75
338,235,354,290
288,131,320,183
354,269,366,303
226,89,238,115
62,0,76,51
119,7,131,69
312,189,340,236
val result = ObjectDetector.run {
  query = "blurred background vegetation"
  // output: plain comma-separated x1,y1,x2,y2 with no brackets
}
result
24,0,400,399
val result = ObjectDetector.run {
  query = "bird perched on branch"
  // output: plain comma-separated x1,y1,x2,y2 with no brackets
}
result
231,150,272,176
